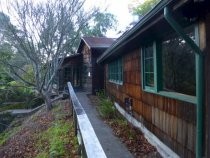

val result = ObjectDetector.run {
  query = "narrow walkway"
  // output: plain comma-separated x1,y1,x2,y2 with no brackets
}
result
76,92,133,158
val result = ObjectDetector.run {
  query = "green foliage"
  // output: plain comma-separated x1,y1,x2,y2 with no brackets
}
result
133,0,160,16
96,89,106,100
28,97,44,109
38,121,72,157
35,152,48,158
0,43,13,61
96,90,116,119
21,65,35,84
0,43,13,85
0,98,44,112
83,12,117,37
0,103,26,112
36,104,78,158
0,131,11,145
0,80,43,109
0,123,21,146
115,118,128,126
99,99,115,118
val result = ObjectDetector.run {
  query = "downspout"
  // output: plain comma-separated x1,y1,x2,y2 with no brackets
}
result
164,7,204,158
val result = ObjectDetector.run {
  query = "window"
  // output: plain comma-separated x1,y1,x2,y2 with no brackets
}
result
162,26,195,96
141,25,196,102
108,57,123,84
142,43,155,90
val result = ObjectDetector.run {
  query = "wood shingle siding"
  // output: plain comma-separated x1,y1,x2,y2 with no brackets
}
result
82,45,92,92
105,48,196,157
77,37,115,94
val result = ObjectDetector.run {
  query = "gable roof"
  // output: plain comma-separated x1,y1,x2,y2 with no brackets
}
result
76,37,116,54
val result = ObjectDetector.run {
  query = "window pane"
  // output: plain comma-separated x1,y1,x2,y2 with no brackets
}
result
144,44,153,58
145,73,154,87
145,58,154,72
162,26,196,96
108,57,123,83
144,43,154,88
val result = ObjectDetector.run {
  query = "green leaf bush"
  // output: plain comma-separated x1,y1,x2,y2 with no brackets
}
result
96,90,116,119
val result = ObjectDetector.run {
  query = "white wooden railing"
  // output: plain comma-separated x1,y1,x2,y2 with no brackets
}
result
67,82,107,158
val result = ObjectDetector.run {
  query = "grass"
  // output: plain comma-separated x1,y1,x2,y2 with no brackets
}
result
36,104,78,158
0,131,12,146
35,152,48,158
0,125,21,146
49,122,71,157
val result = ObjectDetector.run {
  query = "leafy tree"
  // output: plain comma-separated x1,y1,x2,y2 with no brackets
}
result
83,12,117,37
0,43,13,84
133,0,160,17
0,0,99,110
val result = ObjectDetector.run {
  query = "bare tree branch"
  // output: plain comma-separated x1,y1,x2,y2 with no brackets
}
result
0,0,99,110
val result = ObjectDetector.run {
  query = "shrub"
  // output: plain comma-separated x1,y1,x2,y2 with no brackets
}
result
0,81,43,110
96,90,116,119
0,81,35,103
99,99,115,119
96,89,106,100
27,97,44,109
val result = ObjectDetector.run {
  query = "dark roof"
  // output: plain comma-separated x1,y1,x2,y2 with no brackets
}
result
61,53,82,67
64,53,82,60
58,53,81,63
76,37,116,54
97,0,177,63
82,37,116,48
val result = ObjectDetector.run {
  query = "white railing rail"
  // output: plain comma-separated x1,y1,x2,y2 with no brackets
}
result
67,82,107,158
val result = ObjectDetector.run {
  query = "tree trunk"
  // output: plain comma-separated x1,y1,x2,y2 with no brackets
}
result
42,91,52,111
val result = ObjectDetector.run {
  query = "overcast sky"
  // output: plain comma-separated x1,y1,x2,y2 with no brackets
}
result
0,0,145,37
85,0,145,37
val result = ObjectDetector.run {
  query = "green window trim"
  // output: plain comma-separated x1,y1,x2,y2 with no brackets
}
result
142,41,157,92
108,57,123,85
141,25,197,104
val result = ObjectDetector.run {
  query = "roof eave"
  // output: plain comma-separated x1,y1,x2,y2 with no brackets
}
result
97,0,175,64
